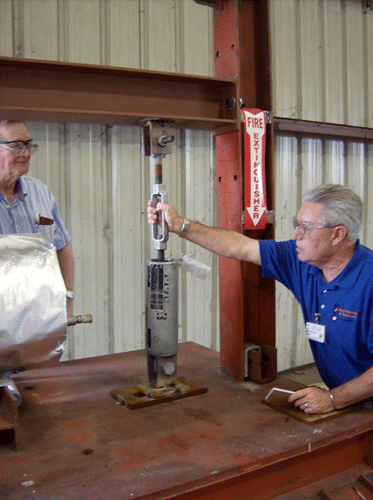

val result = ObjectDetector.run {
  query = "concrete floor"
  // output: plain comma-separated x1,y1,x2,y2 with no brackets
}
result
281,363,328,389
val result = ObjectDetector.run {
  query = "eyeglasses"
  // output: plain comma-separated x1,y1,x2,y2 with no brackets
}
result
292,216,337,236
0,140,39,156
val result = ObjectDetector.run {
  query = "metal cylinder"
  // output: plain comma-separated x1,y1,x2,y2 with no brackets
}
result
146,259,178,387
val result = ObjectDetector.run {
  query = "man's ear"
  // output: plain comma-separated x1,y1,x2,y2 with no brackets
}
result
332,225,347,245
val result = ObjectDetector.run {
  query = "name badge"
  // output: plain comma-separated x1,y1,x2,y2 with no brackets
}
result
305,322,325,343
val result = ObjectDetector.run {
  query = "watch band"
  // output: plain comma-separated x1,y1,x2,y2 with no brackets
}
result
180,219,189,238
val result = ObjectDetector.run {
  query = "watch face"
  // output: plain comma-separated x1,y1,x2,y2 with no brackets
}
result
66,291,74,299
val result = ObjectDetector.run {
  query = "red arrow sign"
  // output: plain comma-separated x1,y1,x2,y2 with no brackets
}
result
242,109,267,230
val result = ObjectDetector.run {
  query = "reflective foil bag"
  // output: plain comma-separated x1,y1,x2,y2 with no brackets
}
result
0,234,67,369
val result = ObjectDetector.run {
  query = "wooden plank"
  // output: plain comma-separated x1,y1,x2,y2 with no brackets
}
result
263,378,362,425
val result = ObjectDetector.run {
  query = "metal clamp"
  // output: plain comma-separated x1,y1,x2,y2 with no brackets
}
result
245,342,277,383
244,343,261,379
151,184,169,250
143,121,175,156
242,209,274,225
240,109,273,124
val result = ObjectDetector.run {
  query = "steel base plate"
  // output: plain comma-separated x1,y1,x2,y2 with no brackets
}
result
110,376,208,409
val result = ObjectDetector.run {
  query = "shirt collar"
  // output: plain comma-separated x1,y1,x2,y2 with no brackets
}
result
15,176,28,199
0,177,27,203
333,240,368,288
309,240,363,289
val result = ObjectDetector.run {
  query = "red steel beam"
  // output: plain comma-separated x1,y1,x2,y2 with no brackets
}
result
274,117,373,141
0,56,238,130
160,432,373,500
214,0,275,381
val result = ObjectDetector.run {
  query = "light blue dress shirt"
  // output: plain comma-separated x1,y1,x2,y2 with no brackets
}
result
0,176,71,251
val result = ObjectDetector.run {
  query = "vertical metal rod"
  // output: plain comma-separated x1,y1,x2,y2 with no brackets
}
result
155,162,163,185
156,158,164,261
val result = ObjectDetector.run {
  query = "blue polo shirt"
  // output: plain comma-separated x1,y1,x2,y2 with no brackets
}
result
0,176,71,251
259,239,373,388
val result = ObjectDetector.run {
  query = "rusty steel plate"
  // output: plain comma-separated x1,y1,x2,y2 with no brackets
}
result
1,342,373,500
111,376,208,409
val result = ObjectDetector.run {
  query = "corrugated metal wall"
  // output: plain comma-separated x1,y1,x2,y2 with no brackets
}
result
271,0,373,370
0,0,219,361
1,0,373,373
271,0,373,126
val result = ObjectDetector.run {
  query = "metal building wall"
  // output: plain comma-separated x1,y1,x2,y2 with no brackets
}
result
270,0,373,370
2,0,373,374
0,0,218,361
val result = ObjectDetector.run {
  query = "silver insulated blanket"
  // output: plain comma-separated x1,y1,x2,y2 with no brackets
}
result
0,234,67,369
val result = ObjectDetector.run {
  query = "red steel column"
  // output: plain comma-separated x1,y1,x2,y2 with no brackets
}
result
214,0,275,381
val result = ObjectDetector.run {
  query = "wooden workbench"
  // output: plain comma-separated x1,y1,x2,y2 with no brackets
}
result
1,342,373,499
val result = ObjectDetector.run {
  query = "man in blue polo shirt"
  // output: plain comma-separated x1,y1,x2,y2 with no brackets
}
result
0,120,74,315
147,184,373,414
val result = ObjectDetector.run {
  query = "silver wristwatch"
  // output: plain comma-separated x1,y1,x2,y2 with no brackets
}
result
180,219,189,238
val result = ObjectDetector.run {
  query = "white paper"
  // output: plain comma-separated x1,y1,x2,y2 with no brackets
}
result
178,254,211,280
265,387,295,404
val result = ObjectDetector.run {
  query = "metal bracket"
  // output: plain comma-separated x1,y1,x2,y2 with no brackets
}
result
265,110,272,124
266,210,274,224
240,109,272,124
143,120,175,156
245,342,277,384
242,209,274,225
244,343,261,379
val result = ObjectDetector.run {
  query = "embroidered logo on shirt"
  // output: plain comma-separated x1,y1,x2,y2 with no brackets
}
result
334,307,357,319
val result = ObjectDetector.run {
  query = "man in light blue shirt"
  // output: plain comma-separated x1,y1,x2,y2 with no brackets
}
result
0,120,74,315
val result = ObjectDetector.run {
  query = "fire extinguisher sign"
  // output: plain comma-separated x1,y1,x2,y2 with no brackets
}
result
242,108,267,230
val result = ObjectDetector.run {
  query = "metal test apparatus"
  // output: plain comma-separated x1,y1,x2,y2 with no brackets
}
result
143,120,179,389
110,121,207,409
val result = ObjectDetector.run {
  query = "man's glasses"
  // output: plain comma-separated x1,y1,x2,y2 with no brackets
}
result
292,216,337,236
0,140,39,156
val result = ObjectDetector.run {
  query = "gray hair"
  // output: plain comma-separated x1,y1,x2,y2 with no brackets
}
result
0,120,24,139
302,184,363,242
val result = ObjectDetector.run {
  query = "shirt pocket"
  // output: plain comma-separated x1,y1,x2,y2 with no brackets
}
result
35,222,55,244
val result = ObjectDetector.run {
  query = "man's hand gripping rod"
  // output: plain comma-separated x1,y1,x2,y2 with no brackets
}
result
143,121,175,261
151,155,169,261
